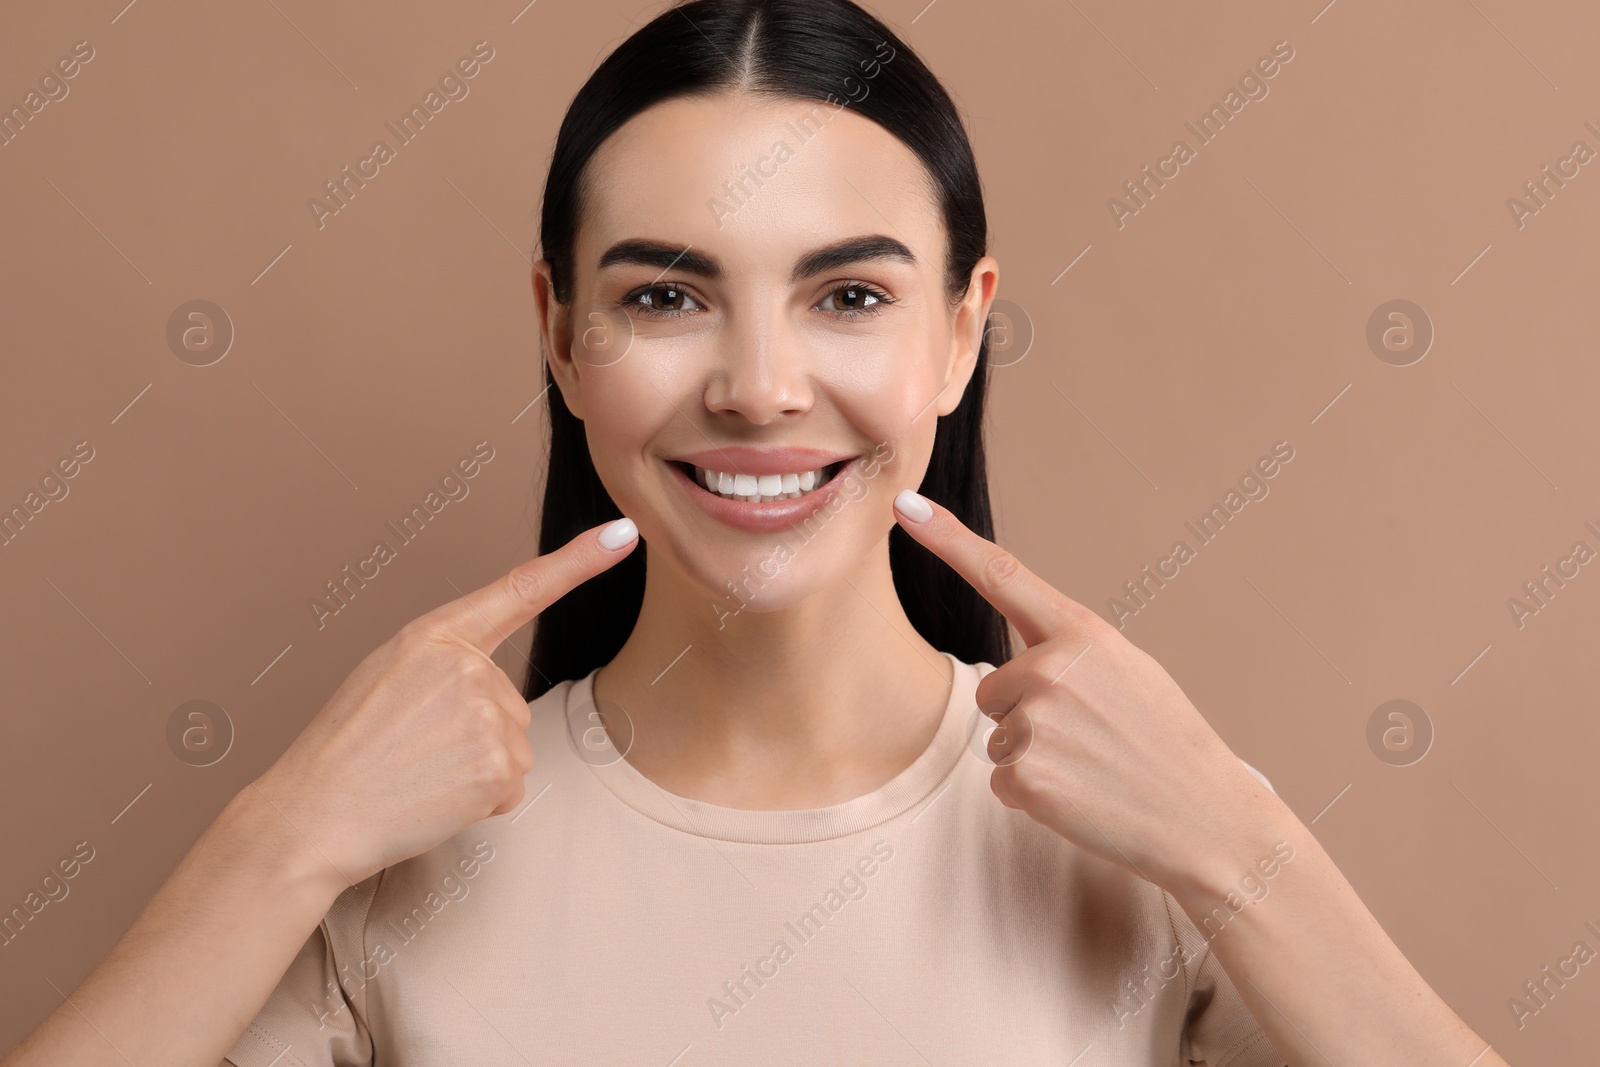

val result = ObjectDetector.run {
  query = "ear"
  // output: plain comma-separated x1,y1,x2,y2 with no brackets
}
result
532,258,584,420
936,255,1000,417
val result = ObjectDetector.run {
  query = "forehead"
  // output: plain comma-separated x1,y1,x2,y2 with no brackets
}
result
579,92,944,276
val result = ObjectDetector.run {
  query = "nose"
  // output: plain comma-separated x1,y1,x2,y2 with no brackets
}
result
701,305,813,425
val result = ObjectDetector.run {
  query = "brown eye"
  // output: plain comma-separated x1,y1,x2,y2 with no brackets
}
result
818,282,891,317
646,286,684,311
624,284,703,317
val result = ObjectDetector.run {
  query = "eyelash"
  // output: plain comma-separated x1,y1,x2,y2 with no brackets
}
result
617,280,895,320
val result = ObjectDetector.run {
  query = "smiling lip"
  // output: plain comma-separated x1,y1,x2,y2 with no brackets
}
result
665,449,860,533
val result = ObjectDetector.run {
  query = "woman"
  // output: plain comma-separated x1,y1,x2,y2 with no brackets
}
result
3,1,1507,1064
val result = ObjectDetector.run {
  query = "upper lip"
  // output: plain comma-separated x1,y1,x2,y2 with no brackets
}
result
671,446,855,476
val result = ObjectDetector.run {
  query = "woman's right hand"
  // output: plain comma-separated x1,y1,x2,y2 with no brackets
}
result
248,517,640,892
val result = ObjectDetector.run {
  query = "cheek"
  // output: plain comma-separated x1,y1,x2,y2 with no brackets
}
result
576,366,674,465
825,329,949,432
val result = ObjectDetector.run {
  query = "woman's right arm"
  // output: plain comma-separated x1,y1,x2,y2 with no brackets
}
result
1,783,348,1067
2,516,640,1067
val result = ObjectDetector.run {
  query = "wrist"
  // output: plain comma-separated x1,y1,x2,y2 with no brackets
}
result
1166,793,1304,920
208,782,353,909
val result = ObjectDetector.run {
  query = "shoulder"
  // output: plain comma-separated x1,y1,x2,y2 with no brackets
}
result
917,656,1174,927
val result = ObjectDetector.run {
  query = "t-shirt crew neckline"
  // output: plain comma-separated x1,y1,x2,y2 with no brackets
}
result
564,650,975,845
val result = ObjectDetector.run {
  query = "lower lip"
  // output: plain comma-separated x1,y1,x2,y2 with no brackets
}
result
667,457,857,533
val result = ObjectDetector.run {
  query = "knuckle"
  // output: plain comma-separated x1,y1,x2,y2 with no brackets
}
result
473,742,512,783
480,745,515,786
979,546,1023,595
454,655,490,686
394,618,431,649
1007,759,1046,801
1030,648,1086,691
1021,658,1060,689
472,697,503,731
505,564,547,607
509,702,532,734
991,764,1032,809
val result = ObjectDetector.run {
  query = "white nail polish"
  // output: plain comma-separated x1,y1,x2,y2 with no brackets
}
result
599,517,638,550
894,490,932,523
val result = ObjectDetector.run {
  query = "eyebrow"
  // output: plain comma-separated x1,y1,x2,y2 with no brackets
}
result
596,234,916,285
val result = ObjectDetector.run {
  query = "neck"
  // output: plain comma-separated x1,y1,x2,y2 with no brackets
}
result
591,540,955,809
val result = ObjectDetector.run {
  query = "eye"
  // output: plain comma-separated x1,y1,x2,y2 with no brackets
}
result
616,280,894,320
816,282,893,318
620,283,704,318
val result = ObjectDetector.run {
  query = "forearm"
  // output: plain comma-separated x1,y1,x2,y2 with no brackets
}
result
1168,803,1506,1067
2,785,348,1067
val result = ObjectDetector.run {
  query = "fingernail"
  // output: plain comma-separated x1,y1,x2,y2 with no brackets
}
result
894,489,932,523
598,517,638,550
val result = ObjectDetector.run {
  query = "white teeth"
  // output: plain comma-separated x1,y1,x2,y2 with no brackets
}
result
689,462,837,503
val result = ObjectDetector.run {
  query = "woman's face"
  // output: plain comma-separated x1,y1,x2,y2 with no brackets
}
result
537,91,997,613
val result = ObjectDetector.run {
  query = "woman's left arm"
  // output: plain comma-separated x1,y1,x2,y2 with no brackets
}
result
1167,799,1504,1067
890,489,1508,1067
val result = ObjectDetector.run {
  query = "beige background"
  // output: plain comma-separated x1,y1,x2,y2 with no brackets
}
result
3,0,1597,1060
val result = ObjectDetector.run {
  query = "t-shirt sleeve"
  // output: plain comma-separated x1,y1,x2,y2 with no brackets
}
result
222,875,381,1067
1164,891,1286,1067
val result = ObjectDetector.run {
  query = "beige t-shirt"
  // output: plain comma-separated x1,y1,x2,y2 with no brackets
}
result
223,652,1284,1066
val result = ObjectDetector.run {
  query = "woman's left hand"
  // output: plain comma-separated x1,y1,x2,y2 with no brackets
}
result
892,489,1291,900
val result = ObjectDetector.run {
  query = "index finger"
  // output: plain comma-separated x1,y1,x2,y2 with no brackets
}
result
419,516,639,655
891,489,1076,648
